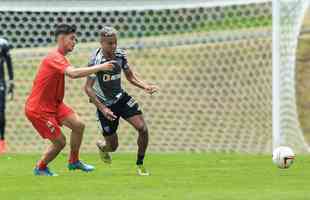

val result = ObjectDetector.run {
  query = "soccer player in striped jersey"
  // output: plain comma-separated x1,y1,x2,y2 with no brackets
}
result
25,24,115,176
85,26,158,176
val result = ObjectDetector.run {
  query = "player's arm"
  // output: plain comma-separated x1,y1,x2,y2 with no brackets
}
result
124,67,158,94
84,77,117,121
4,50,13,82
65,61,115,79
4,48,14,98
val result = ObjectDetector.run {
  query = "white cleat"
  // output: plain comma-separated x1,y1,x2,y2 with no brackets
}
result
96,140,112,164
136,165,150,176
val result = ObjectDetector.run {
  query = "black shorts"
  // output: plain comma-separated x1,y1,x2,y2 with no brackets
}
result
97,92,142,136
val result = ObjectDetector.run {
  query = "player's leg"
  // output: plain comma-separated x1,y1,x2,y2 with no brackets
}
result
126,114,148,163
39,134,66,165
0,81,6,153
96,134,118,164
58,104,94,172
25,110,66,176
96,108,119,164
60,113,84,164
34,133,66,176
126,114,150,176
120,93,149,175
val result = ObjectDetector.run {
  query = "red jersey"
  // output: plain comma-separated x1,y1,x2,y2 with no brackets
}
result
26,49,70,114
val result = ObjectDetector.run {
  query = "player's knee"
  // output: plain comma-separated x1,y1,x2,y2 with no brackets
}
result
137,124,148,135
55,136,66,149
78,121,85,131
73,121,85,133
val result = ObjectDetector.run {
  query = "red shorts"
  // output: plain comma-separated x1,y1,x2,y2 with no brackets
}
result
25,103,74,140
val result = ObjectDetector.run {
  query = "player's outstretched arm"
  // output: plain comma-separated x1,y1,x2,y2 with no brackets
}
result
65,61,115,79
124,67,159,94
84,77,117,121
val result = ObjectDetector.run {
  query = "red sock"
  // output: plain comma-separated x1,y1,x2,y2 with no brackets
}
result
37,160,47,170
69,151,79,164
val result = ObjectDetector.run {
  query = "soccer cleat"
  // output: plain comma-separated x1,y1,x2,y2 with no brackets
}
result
68,160,95,172
99,151,112,164
96,141,112,164
34,167,58,176
136,165,150,176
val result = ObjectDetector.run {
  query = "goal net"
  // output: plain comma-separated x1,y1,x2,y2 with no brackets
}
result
1,0,309,153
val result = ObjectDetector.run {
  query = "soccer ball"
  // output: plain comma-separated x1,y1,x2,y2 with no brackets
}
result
272,146,295,169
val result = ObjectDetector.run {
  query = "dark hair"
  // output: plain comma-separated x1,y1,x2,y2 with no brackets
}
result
54,24,76,39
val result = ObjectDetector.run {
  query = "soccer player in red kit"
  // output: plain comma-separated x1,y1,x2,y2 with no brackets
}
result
25,24,115,176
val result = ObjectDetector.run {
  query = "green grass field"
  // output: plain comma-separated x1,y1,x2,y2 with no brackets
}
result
1,6,310,200
0,153,309,200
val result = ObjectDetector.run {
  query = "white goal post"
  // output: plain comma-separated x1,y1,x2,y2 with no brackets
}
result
272,0,309,152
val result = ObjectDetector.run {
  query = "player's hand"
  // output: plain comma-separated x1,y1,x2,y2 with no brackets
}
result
99,106,117,121
144,84,159,95
100,60,117,71
7,80,14,100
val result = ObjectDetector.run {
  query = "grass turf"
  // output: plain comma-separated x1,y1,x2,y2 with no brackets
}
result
0,153,309,200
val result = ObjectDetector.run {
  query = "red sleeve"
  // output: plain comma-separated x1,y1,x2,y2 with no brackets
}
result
47,53,70,74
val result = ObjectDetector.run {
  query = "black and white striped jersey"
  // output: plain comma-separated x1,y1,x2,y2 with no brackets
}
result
88,48,129,106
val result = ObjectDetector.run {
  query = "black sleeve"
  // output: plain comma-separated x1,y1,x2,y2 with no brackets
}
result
122,55,129,70
4,50,13,81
